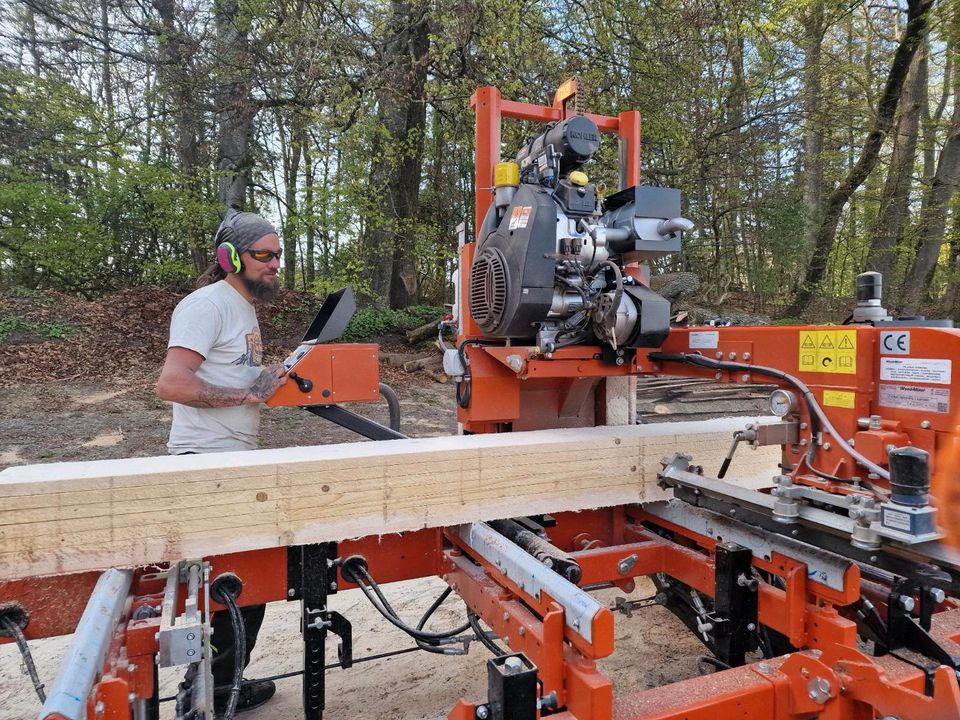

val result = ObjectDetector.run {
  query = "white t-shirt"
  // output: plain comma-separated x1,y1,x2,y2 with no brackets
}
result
166,281,263,453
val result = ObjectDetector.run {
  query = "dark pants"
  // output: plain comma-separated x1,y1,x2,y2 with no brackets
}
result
211,603,267,688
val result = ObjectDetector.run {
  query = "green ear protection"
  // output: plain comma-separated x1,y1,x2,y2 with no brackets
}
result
215,213,243,274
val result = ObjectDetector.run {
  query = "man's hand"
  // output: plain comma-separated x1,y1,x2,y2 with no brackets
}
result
244,363,287,404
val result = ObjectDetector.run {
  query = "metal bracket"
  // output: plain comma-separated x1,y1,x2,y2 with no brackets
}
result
713,543,757,668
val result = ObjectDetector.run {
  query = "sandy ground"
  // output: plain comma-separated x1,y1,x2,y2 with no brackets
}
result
0,374,769,719
1,577,706,720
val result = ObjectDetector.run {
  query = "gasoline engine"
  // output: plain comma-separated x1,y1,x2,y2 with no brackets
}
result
468,114,693,354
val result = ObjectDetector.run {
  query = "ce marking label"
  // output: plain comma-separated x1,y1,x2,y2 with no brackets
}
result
881,331,910,355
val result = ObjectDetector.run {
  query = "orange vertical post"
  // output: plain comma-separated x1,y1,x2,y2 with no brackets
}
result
470,86,502,239
617,110,642,190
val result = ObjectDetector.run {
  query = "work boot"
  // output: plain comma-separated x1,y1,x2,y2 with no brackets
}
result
214,679,276,717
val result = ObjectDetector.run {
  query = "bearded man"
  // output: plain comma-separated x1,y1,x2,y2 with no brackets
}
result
156,209,286,714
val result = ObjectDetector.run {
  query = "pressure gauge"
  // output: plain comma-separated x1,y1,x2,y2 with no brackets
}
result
769,389,798,417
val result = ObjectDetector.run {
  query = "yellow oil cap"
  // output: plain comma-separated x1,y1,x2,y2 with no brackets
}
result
569,171,589,187
494,162,520,188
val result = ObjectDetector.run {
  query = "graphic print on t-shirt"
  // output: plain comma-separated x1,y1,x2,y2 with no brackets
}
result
232,325,263,367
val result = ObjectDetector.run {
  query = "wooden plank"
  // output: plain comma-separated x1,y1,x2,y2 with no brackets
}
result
0,418,781,580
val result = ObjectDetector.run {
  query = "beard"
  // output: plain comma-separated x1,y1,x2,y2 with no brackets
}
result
241,273,280,302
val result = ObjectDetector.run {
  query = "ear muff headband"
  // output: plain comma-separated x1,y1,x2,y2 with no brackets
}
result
214,211,243,274
216,241,242,274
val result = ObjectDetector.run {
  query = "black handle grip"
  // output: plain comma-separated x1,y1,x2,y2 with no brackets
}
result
289,371,313,393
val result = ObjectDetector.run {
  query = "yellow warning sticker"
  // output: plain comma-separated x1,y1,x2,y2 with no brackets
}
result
823,389,855,409
798,330,857,374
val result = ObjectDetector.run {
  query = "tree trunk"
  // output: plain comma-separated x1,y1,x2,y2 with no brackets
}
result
903,24,960,314
303,127,316,287
152,0,207,272
214,0,258,210
99,0,114,118
866,48,926,282
280,119,302,290
800,0,826,291
788,0,934,316
360,0,429,308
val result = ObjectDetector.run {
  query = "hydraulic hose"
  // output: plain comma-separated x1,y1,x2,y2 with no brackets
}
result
378,383,401,432
648,352,891,484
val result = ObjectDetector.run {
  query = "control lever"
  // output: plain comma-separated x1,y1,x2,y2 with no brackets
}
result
289,371,313,393
717,427,757,479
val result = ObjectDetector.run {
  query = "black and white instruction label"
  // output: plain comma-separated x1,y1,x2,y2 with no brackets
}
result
879,357,952,385
689,331,719,349
882,507,913,533
879,383,950,414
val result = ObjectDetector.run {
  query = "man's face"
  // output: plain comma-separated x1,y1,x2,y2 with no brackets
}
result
240,233,282,302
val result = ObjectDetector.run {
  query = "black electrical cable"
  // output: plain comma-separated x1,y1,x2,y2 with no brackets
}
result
648,352,891,490
456,339,497,409
414,586,465,655
214,591,246,720
378,383,402,432
349,563,472,642
160,647,426,703
468,611,506,656
0,615,45,703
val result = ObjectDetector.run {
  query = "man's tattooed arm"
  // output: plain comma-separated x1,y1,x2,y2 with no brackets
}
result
181,365,287,408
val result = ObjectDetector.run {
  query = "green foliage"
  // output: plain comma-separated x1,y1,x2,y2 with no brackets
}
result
39,321,77,339
0,316,31,342
341,305,445,342
141,259,196,287
0,314,77,342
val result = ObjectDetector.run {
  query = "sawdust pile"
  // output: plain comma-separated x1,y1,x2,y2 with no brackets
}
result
0,288,319,386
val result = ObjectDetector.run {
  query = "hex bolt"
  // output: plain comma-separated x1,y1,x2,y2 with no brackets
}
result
186,632,196,641
715,371,723,380
504,656,524,674
329,581,337,592
807,677,832,704
757,662,770,674
95,701,105,717
899,595,915,612
823,442,831,450
503,612,510,622
475,705,490,719
743,352,752,360
747,622,756,631
921,420,932,429
518,627,526,637
930,587,946,604
715,351,723,359
741,374,750,383
186,648,196,657
287,588,296,598
728,352,737,360
799,422,808,430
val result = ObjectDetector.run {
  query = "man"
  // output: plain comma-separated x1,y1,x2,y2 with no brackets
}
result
156,209,286,715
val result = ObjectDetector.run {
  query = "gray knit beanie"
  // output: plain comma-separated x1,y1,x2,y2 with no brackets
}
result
217,208,277,254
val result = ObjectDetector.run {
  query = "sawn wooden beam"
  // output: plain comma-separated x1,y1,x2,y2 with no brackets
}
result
0,418,780,580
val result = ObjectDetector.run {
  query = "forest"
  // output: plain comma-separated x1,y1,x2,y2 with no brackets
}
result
0,0,957,320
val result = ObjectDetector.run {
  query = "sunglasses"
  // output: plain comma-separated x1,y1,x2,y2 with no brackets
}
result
247,249,283,263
